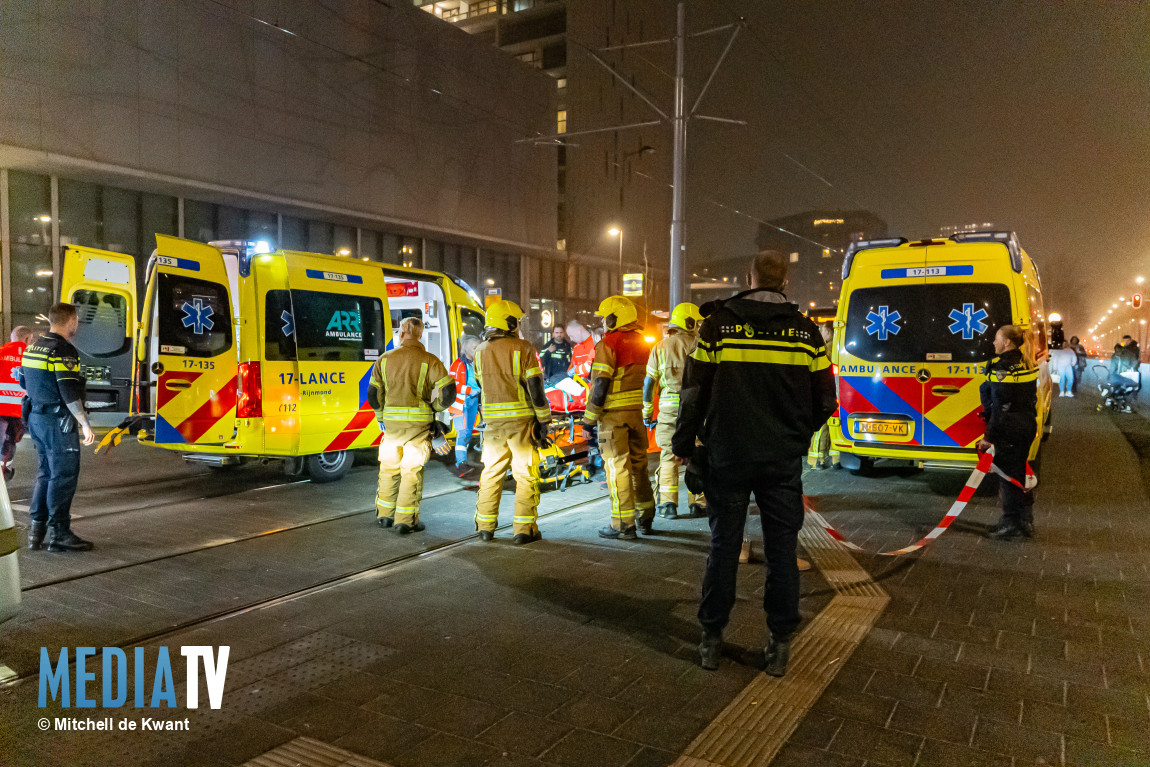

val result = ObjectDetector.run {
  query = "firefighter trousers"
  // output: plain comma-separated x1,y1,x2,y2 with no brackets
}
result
475,419,541,536
654,410,704,509
377,422,432,525
598,410,655,530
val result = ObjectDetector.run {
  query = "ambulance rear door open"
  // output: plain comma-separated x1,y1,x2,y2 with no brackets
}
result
59,246,136,426
384,276,454,369
142,235,239,446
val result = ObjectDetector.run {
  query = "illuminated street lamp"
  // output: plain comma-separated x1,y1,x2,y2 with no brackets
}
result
607,226,623,289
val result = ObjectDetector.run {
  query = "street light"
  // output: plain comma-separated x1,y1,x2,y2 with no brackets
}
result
607,226,623,289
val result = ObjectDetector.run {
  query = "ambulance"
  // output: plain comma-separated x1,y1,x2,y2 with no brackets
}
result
830,231,1052,472
62,236,483,482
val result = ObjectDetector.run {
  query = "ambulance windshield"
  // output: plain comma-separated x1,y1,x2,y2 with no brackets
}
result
843,283,1012,363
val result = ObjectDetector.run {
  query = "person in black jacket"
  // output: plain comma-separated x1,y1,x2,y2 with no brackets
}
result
978,324,1038,540
673,250,837,674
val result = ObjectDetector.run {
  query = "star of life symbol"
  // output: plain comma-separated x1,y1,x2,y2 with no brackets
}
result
948,303,989,340
180,298,215,335
281,309,295,337
865,306,902,341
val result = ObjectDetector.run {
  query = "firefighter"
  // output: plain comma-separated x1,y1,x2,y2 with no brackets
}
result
448,334,481,480
20,304,96,552
582,295,656,538
0,326,32,481
473,300,552,544
673,251,837,674
368,317,455,534
978,324,1039,540
643,303,705,520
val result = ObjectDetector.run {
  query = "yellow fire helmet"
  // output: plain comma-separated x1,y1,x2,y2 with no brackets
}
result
484,299,525,332
669,302,703,333
595,295,639,331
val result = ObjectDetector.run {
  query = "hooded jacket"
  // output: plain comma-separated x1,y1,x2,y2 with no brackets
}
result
672,292,837,465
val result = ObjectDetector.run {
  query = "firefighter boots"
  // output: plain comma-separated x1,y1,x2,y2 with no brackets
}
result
657,502,677,519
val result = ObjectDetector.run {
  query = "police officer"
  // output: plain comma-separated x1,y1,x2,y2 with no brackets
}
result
978,324,1038,540
673,251,837,674
21,304,95,551
368,317,455,534
583,295,656,539
473,300,551,544
643,302,705,520
448,335,481,480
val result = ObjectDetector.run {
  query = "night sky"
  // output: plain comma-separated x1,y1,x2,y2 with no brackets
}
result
674,0,1149,335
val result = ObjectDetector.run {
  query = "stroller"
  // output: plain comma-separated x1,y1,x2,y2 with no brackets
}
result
1095,363,1141,413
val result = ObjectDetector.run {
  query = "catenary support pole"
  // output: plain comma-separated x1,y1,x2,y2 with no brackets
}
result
669,1,687,308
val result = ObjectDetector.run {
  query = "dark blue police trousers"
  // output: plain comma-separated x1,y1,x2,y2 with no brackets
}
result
27,412,81,526
699,456,804,641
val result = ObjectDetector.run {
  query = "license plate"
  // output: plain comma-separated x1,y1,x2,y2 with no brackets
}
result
854,420,909,436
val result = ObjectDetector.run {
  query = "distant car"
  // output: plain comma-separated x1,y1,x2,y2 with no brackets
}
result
0,474,20,624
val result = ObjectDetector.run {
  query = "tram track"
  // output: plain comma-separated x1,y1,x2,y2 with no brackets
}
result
20,483,472,591
2,491,608,686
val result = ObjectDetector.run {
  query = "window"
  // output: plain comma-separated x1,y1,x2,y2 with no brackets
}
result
264,290,297,362
7,170,53,326
157,273,233,358
557,110,567,134
289,289,386,362
460,307,485,341
281,216,306,251
72,290,131,358
184,199,217,242
843,283,1012,363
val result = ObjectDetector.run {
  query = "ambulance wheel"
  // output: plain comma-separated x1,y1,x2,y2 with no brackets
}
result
306,451,353,483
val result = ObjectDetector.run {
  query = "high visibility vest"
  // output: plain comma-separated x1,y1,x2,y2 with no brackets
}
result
0,341,26,418
448,356,478,416
569,336,595,385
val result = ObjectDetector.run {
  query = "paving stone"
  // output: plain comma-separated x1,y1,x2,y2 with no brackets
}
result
1063,735,1147,767
936,683,1022,725
827,718,924,767
913,739,1014,767
1105,713,1150,753
550,692,637,735
542,729,642,767
811,689,898,728
985,667,1067,706
972,718,1062,765
332,714,437,763
622,746,678,767
888,700,977,745
500,679,579,717
280,698,379,741
770,742,865,767
912,655,990,690
476,711,574,758
614,708,707,753
414,691,507,738
390,731,505,767
785,710,844,750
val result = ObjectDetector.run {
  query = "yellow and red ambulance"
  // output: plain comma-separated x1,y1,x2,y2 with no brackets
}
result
63,236,482,482
830,231,1051,472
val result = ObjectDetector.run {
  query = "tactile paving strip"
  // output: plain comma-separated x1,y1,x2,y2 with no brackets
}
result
241,736,393,767
672,517,889,767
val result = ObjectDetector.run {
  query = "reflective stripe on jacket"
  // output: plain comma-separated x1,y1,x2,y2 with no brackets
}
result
369,339,451,425
585,324,648,420
21,332,85,410
645,330,695,411
475,335,550,423
0,341,27,417
979,348,1038,445
448,356,478,416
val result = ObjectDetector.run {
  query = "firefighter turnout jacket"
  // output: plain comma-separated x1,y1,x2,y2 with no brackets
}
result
368,339,453,426
585,323,647,420
20,333,86,413
673,292,837,466
474,334,551,425
643,329,694,418
0,340,28,417
979,348,1038,446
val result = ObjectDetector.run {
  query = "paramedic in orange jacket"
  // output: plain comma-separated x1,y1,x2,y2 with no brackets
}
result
0,326,32,481
582,296,656,539
448,335,481,479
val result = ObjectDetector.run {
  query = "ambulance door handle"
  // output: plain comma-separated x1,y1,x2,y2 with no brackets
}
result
165,379,192,391
932,385,961,396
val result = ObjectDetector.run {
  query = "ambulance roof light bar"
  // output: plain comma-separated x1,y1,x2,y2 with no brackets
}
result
948,230,1023,273
842,237,908,280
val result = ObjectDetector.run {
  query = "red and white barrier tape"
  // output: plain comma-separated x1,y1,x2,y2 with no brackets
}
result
804,446,1036,557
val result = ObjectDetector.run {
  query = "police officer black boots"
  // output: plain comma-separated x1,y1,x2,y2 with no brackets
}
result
45,523,93,552
27,521,46,550
764,635,791,677
699,629,722,671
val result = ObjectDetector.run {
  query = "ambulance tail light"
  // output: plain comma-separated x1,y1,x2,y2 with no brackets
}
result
237,361,263,418
832,363,840,398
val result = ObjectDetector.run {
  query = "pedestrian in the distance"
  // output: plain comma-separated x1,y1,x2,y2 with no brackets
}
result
1070,335,1087,396
0,326,33,481
1049,341,1077,397
20,304,95,552
673,251,837,674
978,324,1038,540
540,325,574,385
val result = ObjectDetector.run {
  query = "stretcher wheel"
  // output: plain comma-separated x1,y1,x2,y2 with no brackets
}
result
306,451,353,483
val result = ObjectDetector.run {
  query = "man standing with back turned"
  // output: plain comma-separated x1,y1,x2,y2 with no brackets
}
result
21,304,95,551
673,251,837,674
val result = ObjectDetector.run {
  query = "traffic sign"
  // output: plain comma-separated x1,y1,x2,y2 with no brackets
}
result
484,287,502,308
623,273,644,297
1133,293,1142,310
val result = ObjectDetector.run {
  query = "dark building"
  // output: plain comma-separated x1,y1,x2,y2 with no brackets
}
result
755,210,888,310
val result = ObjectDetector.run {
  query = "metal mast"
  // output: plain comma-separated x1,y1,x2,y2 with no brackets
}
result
669,1,687,307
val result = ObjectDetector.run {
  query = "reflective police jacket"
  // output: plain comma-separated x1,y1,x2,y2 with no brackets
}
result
979,348,1038,445
19,332,86,413
672,292,837,465
447,356,478,416
474,333,551,425
584,323,648,421
0,340,27,417
643,329,695,415
368,339,453,428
